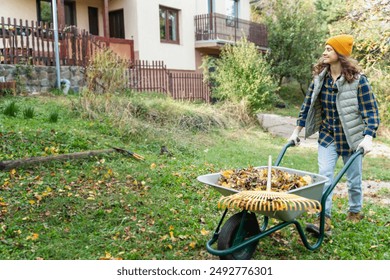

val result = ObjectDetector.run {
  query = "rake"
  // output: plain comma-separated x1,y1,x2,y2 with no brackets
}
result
218,155,321,212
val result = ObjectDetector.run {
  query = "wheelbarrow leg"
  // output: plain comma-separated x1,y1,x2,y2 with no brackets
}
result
207,208,229,246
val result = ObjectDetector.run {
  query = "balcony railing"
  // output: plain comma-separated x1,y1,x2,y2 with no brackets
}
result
194,13,268,49
0,17,134,67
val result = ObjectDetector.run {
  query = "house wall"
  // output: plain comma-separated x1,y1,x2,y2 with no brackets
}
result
0,0,104,34
74,0,104,35
129,0,251,71
0,0,253,71
132,0,197,71
109,0,139,58
0,0,37,22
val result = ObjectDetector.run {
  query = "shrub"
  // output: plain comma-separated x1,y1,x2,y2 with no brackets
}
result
369,69,390,127
206,37,278,113
85,48,129,94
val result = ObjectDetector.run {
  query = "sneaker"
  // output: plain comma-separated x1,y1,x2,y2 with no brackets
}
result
306,217,332,237
347,212,364,222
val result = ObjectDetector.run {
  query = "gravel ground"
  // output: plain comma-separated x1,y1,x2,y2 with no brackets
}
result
334,180,390,206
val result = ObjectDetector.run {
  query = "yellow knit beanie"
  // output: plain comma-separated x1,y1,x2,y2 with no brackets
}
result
325,34,354,56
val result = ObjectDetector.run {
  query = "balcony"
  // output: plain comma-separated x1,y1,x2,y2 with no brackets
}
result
194,13,268,52
0,17,134,67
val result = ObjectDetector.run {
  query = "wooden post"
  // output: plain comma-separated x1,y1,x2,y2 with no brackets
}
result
103,0,110,44
57,0,65,28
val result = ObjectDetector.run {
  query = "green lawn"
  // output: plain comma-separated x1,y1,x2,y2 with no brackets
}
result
0,94,388,260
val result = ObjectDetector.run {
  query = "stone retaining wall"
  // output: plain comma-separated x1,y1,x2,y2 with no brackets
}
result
0,65,85,94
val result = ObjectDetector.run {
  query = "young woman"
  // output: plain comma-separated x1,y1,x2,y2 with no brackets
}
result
288,34,380,236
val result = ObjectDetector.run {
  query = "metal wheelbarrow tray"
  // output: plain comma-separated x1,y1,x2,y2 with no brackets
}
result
197,166,328,222
197,141,364,260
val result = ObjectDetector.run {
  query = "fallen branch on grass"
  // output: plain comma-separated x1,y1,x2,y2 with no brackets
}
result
0,147,144,171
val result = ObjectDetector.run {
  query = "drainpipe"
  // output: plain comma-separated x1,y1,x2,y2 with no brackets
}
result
234,0,238,42
52,0,61,89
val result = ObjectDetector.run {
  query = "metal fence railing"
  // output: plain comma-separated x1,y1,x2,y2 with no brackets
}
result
194,13,268,49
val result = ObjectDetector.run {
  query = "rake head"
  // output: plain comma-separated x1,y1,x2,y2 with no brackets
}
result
218,190,321,212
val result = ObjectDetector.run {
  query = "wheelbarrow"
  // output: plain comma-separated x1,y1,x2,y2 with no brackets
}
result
197,141,364,260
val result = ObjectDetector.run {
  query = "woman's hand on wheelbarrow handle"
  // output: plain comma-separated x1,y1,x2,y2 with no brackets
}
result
288,126,302,146
288,138,300,146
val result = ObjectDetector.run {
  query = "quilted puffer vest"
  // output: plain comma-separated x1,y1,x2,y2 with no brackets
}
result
305,68,364,150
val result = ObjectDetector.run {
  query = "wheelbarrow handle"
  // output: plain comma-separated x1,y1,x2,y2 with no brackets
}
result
293,148,364,251
274,140,296,166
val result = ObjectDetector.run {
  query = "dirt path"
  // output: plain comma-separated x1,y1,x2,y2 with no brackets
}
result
257,113,390,206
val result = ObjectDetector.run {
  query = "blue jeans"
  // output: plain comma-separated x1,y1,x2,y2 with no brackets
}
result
318,143,363,218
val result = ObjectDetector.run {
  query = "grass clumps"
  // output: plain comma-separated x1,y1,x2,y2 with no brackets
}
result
3,101,19,117
23,106,35,119
73,89,256,137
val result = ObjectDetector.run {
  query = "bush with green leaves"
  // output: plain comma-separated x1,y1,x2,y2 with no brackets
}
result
206,37,278,113
370,70,390,127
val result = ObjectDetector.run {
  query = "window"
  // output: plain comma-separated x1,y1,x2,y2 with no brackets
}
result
88,7,99,35
37,0,52,24
36,0,76,26
64,1,77,26
226,0,239,27
109,9,125,39
159,6,179,44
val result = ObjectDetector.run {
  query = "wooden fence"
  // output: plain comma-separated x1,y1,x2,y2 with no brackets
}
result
128,60,169,92
128,60,211,102
169,72,211,102
0,17,133,67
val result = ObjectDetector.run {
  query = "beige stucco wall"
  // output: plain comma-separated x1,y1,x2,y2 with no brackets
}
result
131,0,197,70
128,0,251,70
0,0,103,34
111,0,138,46
74,0,104,35
0,0,37,22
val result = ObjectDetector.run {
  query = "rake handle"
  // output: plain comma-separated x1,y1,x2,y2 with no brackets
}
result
267,155,272,192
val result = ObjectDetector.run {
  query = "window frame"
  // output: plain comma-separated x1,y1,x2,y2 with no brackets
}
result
159,6,180,44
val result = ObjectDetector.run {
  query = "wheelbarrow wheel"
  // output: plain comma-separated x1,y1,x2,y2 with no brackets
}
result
217,211,260,260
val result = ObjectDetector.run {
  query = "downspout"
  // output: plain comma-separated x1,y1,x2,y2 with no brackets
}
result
52,0,61,89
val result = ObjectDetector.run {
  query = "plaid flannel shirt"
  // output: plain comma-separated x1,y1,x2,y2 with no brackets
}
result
297,72,380,156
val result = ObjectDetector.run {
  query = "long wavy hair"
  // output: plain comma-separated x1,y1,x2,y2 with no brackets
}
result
312,54,362,83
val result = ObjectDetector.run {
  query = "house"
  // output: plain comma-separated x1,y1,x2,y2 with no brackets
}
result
0,0,267,98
